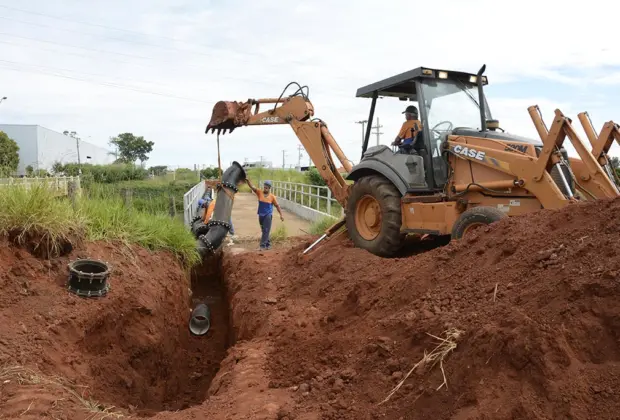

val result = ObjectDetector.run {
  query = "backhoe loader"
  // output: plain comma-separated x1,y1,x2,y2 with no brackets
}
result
205,65,620,257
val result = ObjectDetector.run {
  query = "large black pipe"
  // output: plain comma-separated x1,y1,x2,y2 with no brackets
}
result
196,161,246,258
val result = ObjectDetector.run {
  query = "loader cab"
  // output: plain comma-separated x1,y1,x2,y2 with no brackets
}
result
354,67,492,193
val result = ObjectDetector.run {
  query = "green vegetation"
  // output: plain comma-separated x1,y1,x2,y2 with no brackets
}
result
0,131,19,177
85,180,195,216
52,162,148,184
309,215,338,235
0,184,198,266
270,224,288,243
109,132,154,165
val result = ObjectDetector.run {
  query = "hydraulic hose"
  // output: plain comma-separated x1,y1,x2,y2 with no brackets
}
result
196,161,246,258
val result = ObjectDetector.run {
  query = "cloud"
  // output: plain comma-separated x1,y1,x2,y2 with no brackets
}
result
1,0,619,171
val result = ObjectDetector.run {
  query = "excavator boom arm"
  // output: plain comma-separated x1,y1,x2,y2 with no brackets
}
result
206,94,353,207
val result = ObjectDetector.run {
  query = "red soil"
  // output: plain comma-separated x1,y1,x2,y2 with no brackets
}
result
3,197,620,419
0,242,229,419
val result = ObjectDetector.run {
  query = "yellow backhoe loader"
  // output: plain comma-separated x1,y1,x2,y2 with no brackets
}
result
205,65,620,257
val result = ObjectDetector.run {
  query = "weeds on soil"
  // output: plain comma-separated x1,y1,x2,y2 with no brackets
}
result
271,224,288,242
1,365,124,419
0,185,198,266
0,184,85,256
379,328,465,405
309,216,338,235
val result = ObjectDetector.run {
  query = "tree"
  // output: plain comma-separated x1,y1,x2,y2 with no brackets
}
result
148,165,168,176
109,133,154,165
306,167,326,187
51,161,64,175
0,131,19,176
610,156,620,169
25,165,34,177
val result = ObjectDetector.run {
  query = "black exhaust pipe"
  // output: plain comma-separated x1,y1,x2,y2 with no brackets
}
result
196,161,246,258
477,64,487,132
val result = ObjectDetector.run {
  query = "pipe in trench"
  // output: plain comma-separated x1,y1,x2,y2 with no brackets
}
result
195,161,246,258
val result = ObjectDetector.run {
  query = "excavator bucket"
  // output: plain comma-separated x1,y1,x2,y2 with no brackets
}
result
205,101,252,135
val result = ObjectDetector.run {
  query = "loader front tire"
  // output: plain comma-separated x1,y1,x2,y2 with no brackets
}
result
451,206,507,240
346,175,403,257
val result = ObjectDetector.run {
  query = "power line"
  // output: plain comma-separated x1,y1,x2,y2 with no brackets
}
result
0,33,356,99
0,3,357,79
0,61,213,104
0,15,225,61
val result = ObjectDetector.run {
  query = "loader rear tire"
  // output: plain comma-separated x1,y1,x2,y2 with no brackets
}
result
451,206,506,240
346,175,403,257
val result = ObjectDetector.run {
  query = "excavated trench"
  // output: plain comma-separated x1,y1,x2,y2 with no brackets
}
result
76,252,234,416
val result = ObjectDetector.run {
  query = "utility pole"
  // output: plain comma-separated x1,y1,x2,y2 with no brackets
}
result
259,155,265,168
282,150,287,168
64,130,82,174
297,144,304,167
371,117,383,146
0,96,7,105
355,120,368,145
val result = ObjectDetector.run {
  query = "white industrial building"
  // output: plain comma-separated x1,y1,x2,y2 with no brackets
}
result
0,124,114,175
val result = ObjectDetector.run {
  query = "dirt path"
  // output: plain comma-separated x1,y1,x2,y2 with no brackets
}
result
230,193,311,241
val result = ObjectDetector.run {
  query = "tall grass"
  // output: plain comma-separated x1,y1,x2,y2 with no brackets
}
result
79,197,199,266
0,184,84,256
0,185,199,266
270,224,288,243
309,216,338,235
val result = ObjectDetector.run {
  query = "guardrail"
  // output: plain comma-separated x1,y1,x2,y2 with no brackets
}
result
0,176,81,196
183,181,207,228
267,181,343,222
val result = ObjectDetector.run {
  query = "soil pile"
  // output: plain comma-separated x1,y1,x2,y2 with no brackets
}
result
222,197,620,419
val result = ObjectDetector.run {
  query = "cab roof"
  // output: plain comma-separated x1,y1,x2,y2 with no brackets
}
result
355,67,489,101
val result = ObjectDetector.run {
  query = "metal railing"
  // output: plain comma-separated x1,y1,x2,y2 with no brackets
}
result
183,180,207,228
267,181,343,218
0,176,81,196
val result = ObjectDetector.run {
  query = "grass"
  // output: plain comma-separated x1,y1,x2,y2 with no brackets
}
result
85,179,196,217
270,224,288,243
0,365,125,419
0,184,85,256
0,184,199,267
379,328,465,405
309,216,339,235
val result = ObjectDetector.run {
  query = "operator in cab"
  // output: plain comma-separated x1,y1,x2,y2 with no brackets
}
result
391,105,423,154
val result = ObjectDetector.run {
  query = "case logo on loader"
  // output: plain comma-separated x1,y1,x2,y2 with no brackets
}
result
452,144,485,161
261,116,280,123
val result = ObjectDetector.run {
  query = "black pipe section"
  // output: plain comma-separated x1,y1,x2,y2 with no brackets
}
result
477,64,487,132
196,161,246,258
189,303,211,336
67,259,111,298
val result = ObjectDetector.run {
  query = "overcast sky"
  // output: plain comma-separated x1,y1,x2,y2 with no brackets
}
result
1,0,620,170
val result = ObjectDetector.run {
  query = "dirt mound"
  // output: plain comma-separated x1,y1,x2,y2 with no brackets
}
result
0,241,230,418
221,198,620,419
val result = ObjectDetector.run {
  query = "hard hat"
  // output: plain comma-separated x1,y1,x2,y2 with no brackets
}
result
402,105,418,115
264,180,272,187
198,199,206,206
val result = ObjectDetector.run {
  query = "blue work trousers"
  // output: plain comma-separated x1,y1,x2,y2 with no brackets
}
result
259,214,272,249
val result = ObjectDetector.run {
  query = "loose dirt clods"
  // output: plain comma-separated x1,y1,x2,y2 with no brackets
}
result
3,198,620,418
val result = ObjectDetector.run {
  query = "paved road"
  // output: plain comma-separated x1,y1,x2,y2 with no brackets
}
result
230,193,311,242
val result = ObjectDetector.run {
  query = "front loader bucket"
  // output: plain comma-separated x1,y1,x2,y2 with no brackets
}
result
205,101,252,135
